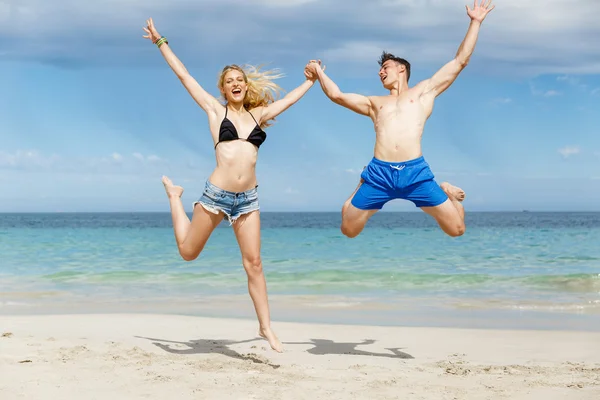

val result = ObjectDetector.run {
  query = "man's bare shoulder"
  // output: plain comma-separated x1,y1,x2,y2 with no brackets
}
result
413,79,431,87
411,79,432,96
367,94,391,104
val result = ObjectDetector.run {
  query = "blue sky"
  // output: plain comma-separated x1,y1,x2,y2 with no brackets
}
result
1,0,599,212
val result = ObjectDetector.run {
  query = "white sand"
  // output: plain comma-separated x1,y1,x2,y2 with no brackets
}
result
1,314,599,399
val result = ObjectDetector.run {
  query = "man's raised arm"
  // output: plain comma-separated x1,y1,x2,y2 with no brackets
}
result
422,0,495,98
307,60,372,117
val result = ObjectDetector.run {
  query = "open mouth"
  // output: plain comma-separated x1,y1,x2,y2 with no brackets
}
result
232,88,242,95
381,75,387,83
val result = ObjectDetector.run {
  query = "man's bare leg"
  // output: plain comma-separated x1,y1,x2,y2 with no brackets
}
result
441,181,465,220
162,176,223,261
232,211,282,353
421,181,466,237
341,175,364,218
341,176,378,238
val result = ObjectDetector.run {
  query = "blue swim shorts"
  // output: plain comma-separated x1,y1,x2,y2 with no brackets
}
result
351,156,448,210
193,180,260,224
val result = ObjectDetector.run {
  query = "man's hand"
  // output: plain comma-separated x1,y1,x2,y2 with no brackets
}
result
466,0,495,23
305,59,325,80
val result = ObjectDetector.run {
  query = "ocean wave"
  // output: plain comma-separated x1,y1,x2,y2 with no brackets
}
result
34,269,600,294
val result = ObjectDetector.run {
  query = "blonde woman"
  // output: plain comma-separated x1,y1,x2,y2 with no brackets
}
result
143,18,318,352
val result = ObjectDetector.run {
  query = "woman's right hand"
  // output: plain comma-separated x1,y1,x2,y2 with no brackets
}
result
304,59,324,81
142,18,162,43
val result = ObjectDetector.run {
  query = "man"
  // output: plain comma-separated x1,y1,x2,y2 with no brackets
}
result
306,0,494,238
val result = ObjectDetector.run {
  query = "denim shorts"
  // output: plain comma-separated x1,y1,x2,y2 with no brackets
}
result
193,180,260,224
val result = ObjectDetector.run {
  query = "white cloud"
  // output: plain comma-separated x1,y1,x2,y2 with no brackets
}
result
0,149,173,174
529,82,562,97
146,155,161,162
322,41,389,64
0,2,9,21
558,146,581,158
319,0,600,75
0,150,60,169
255,0,317,6
132,153,162,162
1,0,598,76
555,74,593,95
543,90,561,97
556,75,586,88
321,39,457,67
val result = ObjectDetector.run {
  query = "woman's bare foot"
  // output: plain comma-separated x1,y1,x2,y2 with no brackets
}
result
440,182,466,202
259,327,283,353
162,176,184,198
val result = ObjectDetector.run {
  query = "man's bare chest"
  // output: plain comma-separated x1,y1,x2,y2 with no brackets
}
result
373,96,424,120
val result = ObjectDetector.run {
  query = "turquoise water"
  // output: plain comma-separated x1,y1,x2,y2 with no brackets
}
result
1,212,599,329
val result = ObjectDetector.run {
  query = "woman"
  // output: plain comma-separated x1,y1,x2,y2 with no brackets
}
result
143,18,319,353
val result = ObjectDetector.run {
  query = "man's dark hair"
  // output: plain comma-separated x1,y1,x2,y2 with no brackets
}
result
378,51,411,83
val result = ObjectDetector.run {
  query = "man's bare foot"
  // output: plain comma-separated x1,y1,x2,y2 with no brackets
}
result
259,327,283,353
162,176,184,198
441,182,466,202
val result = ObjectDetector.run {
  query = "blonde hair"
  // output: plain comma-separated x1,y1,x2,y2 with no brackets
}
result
218,64,285,127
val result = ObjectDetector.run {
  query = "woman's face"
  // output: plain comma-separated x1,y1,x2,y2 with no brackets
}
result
221,69,247,103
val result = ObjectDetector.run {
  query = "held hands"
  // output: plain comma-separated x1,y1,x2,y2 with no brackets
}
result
142,18,161,43
466,0,495,23
304,59,325,81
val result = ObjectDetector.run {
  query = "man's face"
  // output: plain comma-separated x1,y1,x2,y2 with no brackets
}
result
378,60,401,89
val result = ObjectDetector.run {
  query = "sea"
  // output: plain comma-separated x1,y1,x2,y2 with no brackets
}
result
1,212,599,331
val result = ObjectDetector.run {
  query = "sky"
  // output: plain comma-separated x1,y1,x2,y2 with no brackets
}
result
1,0,599,212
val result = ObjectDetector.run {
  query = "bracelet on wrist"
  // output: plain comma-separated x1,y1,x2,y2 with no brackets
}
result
154,36,168,48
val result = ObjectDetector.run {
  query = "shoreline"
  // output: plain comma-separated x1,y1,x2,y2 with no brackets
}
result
1,313,599,399
2,292,600,333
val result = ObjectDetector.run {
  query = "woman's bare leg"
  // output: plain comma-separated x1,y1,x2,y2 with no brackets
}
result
232,210,282,352
162,176,223,261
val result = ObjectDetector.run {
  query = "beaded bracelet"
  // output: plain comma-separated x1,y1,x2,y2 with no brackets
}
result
154,36,168,48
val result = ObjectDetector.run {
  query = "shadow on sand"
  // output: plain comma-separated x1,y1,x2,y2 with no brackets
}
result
284,338,414,359
133,336,282,367
136,335,413,365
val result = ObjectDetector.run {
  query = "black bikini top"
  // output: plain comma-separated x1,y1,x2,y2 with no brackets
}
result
215,107,267,149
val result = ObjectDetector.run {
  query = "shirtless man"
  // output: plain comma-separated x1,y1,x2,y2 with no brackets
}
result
306,0,494,238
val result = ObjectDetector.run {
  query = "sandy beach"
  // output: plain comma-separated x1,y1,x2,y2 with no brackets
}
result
1,314,599,399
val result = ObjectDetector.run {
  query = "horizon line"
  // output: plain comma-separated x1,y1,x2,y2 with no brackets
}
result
1,210,600,214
